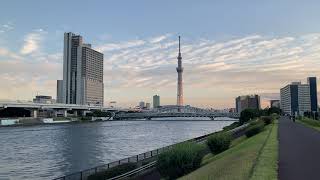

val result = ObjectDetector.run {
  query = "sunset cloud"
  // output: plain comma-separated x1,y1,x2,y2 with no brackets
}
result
1,31,320,108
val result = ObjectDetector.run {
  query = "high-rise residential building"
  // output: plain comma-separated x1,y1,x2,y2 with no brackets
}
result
153,95,160,108
145,103,151,109
280,82,311,116
56,80,63,103
308,77,318,112
62,32,104,105
235,95,260,113
270,100,280,108
139,101,145,109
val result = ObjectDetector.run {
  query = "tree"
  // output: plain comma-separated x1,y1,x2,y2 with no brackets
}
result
239,108,259,124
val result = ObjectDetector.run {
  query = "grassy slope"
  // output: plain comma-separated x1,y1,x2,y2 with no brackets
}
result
179,124,273,180
298,117,320,131
250,121,278,180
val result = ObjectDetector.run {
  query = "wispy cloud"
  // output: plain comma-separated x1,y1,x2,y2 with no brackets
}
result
0,22,14,33
2,31,320,108
20,29,46,55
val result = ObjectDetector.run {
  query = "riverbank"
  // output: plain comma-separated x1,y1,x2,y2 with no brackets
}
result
0,117,110,127
179,120,278,180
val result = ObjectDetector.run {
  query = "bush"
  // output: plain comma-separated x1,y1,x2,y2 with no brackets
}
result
245,122,264,138
156,142,206,179
222,122,240,131
87,163,137,180
261,116,273,125
206,132,232,154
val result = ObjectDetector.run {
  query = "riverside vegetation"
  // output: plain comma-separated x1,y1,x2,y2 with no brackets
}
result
86,107,280,180
157,107,280,180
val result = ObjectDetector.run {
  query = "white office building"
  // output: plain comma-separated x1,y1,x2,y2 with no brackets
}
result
280,82,311,116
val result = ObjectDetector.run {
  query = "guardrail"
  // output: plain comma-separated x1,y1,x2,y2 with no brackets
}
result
53,123,246,180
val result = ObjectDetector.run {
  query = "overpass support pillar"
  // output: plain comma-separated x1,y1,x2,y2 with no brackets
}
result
63,110,68,117
31,109,38,118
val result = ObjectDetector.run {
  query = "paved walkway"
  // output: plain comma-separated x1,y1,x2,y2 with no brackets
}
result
279,116,320,180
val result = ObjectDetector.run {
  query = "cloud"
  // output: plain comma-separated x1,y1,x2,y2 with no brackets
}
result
2,31,320,108
0,22,14,33
149,34,171,43
20,29,46,55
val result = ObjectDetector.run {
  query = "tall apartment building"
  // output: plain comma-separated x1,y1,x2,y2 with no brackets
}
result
280,82,311,116
61,32,104,105
308,77,318,112
56,80,63,103
235,95,260,113
153,95,160,108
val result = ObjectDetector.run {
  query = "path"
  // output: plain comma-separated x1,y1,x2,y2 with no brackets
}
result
279,116,320,180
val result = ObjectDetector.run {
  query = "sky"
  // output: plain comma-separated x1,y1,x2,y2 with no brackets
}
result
1,0,320,108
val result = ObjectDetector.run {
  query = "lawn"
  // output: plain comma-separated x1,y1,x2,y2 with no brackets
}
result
179,122,278,180
250,120,278,180
297,117,320,131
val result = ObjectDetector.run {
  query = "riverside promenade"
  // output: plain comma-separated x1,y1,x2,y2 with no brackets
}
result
279,116,320,180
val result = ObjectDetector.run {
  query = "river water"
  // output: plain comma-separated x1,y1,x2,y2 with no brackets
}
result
0,118,235,180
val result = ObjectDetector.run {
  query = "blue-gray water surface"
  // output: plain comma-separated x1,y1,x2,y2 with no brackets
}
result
0,119,234,180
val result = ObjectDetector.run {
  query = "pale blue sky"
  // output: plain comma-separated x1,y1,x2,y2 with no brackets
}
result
1,1,320,108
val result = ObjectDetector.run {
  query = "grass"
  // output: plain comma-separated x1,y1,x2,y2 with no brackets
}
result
250,120,278,180
297,117,320,131
179,122,277,180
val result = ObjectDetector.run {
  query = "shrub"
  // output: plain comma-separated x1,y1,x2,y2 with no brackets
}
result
156,142,206,179
206,132,232,154
87,163,137,180
245,122,264,138
261,116,273,125
222,122,240,131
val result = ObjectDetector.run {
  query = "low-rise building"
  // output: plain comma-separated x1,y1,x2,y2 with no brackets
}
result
270,100,280,108
235,95,260,113
33,95,55,104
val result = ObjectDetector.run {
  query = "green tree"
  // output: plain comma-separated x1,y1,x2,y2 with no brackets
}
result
239,108,259,124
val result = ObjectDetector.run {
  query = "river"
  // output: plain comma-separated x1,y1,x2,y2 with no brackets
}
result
0,118,235,180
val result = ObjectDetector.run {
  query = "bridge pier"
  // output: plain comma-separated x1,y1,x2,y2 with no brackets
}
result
31,109,38,118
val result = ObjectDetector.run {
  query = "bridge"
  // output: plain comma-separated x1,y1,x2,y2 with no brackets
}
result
115,112,239,120
115,105,239,120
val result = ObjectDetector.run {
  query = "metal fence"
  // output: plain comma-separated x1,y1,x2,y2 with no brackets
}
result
53,123,246,180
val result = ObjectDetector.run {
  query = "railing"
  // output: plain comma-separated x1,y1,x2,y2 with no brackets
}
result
53,123,246,180
53,145,174,180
